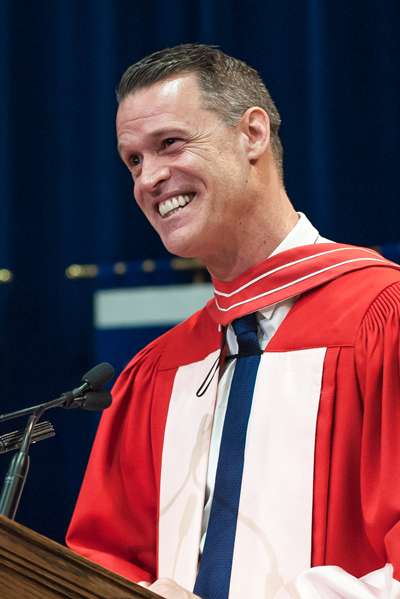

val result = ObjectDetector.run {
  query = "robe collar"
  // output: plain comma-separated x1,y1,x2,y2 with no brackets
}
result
208,243,395,326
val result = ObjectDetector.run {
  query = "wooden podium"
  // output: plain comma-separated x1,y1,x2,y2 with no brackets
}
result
0,515,161,598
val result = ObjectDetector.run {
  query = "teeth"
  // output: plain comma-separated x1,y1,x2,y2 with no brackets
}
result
158,194,193,217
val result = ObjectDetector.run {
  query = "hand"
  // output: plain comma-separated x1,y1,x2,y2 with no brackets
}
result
138,578,202,599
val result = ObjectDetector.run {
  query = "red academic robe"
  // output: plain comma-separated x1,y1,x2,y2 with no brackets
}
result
66,244,400,594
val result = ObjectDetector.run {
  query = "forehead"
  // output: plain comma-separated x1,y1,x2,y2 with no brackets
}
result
116,74,206,137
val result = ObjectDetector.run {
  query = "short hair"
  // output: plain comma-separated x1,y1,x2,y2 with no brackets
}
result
117,43,284,178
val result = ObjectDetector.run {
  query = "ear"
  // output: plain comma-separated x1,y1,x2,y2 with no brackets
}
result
239,107,270,163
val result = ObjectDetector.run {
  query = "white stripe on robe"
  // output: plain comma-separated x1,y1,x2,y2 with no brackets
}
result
159,347,326,597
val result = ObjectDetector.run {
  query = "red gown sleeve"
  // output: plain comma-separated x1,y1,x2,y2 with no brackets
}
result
355,281,400,578
66,341,166,583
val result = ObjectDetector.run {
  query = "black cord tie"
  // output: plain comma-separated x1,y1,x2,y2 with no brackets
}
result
196,353,221,397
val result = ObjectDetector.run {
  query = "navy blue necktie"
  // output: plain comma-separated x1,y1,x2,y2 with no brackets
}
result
194,313,262,599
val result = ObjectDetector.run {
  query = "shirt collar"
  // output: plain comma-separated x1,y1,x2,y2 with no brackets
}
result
258,213,321,320
270,212,321,257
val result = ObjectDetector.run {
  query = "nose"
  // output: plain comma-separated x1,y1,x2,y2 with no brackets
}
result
136,155,171,195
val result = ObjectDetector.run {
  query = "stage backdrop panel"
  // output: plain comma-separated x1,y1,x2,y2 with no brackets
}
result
95,283,213,375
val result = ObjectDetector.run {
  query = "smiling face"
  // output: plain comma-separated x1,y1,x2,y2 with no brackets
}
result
116,74,252,263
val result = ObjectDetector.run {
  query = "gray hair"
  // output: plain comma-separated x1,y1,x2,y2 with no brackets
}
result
117,44,284,178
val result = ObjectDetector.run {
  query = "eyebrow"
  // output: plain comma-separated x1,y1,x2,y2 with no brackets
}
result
117,126,189,157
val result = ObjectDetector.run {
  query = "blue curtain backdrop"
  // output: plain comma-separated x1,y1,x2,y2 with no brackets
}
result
0,0,399,543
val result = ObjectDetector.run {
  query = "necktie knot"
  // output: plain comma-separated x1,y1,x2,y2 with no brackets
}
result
232,313,261,356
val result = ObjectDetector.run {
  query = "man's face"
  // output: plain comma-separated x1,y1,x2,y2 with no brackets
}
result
116,74,251,261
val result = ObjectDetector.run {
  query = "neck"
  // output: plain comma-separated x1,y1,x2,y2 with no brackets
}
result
205,190,299,281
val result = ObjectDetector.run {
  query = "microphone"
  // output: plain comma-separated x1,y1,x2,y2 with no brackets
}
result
67,390,112,411
61,363,115,408
0,362,115,424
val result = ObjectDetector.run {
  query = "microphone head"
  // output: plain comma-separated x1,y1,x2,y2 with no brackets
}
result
81,391,112,411
81,362,115,391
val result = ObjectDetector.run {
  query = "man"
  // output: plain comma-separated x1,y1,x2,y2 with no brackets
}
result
67,44,400,598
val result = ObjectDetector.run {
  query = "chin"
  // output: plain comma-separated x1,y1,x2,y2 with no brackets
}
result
161,234,201,260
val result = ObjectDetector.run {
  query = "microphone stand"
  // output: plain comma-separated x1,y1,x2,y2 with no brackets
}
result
0,393,77,518
0,362,114,520
0,407,45,519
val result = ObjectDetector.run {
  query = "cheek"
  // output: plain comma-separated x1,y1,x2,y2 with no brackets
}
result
132,185,146,213
177,154,207,178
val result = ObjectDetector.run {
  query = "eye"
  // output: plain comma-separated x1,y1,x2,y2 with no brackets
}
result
128,154,141,167
162,137,177,148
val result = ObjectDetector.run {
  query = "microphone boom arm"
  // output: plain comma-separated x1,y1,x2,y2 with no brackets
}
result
0,395,71,424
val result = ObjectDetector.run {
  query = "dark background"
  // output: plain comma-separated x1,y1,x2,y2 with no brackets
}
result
0,0,399,544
